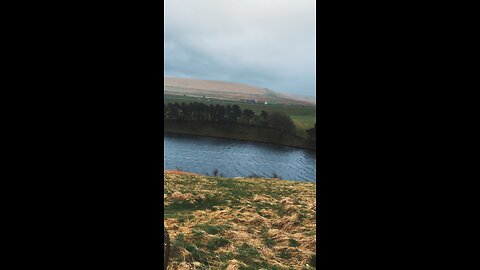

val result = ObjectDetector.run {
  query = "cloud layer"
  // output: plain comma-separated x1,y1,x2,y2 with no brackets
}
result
164,0,316,97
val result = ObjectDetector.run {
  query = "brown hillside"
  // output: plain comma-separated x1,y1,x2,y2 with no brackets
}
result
164,77,315,106
165,77,269,95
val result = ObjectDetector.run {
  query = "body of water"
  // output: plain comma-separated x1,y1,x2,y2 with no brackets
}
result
164,133,316,182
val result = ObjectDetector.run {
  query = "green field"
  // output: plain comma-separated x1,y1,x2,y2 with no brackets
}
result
164,94,316,132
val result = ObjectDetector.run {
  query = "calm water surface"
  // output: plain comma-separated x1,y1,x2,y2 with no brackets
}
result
164,133,316,182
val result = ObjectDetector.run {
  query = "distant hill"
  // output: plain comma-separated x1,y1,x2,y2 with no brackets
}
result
164,77,315,106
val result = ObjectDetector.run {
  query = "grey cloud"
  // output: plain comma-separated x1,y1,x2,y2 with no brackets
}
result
164,0,316,97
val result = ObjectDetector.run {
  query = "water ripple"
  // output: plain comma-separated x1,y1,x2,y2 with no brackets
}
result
164,133,316,182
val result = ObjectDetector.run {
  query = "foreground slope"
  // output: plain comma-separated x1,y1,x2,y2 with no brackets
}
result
164,171,316,269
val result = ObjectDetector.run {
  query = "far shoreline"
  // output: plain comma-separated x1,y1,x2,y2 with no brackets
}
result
164,120,316,151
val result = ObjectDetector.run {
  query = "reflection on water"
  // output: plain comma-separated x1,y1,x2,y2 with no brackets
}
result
164,133,316,182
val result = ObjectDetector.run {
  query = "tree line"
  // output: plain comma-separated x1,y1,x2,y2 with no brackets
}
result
164,102,297,133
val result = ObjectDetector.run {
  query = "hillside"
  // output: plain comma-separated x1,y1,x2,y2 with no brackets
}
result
164,171,317,269
164,77,315,106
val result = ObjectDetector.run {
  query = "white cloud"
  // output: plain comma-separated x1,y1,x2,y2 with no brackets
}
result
164,0,316,97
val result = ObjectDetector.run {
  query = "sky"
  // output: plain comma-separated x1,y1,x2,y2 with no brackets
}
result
164,0,316,97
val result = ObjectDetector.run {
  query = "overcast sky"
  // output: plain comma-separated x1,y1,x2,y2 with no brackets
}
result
164,0,316,97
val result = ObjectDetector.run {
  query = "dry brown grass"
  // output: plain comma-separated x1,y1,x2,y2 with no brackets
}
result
164,77,269,95
164,172,316,269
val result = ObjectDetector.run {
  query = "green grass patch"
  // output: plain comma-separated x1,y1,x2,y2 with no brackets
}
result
164,195,227,218
288,238,300,247
192,229,205,239
194,223,230,235
235,243,262,266
278,248,293,260
207,236,230,251
309,254,317,267
216,178,254,199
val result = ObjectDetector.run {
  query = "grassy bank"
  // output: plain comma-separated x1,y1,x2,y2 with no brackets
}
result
165,120,316,150
164,171,316,269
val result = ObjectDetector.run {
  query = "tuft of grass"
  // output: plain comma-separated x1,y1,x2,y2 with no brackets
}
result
309,254,316,267
191,229,205,239
216,178,253,199
194,223,230,235
260,227,276,248
278,248,293,260
235,243,261,266
288,238,300,247
270,203,287,217
263,237,276,248
185,244,208,264
165,194,227,215
207,236,230,251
